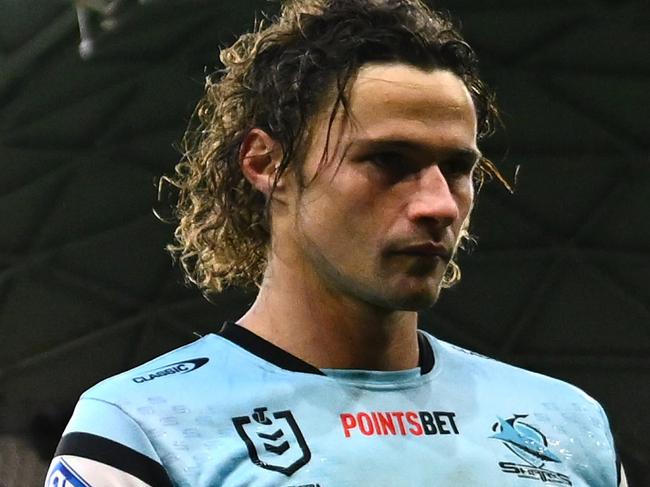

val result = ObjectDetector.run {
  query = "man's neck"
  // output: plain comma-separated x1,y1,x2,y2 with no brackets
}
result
237,255,420,371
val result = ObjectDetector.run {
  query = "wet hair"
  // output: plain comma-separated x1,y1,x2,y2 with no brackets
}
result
162,0,506,295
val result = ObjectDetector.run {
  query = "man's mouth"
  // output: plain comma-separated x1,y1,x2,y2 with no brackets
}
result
395,242,452,261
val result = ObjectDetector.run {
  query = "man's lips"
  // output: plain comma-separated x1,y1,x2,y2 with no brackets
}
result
393,242,452,260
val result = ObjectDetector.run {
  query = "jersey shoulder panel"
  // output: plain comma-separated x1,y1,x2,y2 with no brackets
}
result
428,332,604,407
50,336,239,487
62,397,161,460
51,398,173,487
79,333,252,405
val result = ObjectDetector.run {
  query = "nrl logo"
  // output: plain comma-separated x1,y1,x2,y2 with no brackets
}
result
233,407,311,476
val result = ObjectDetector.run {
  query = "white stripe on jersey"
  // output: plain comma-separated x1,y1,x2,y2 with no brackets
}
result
45,455,153,487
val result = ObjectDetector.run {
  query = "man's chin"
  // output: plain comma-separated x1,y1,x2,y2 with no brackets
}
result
374,283,442,312
391,274,445,309
392,291,440,311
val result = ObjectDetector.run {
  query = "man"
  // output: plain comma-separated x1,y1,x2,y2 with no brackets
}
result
46,0,625,485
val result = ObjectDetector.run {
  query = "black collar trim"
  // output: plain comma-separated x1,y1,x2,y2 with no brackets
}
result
418,330,435,374
218,322,435,376
218,322,325,375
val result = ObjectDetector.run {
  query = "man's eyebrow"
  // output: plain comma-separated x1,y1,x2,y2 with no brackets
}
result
348,138,482,162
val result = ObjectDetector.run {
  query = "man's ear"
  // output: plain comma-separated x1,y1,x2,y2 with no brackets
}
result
239,128,283,196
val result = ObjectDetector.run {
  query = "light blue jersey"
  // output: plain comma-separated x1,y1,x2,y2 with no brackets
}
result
46,323,620,486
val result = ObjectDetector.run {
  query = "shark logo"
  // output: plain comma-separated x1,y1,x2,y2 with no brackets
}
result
491,415,561,468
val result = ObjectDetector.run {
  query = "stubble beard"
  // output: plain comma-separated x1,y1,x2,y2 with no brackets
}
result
299,232,449,314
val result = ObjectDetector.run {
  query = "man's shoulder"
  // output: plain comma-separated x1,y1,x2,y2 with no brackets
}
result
81,333,238,404
428,333,602,407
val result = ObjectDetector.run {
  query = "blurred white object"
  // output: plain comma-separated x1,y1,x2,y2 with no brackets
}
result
74,0,165,59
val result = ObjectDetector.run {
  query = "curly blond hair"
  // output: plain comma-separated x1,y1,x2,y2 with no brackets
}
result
162,0,506,295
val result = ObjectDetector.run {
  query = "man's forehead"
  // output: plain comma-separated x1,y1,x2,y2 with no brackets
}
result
350,63,474,113
309,64,473,123
355,62,451,86
300,62,478,160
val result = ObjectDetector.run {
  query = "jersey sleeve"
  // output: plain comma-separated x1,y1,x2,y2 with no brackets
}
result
44,397,173,487
594,400,627,487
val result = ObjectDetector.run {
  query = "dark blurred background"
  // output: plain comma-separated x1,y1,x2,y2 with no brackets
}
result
0,0,648,485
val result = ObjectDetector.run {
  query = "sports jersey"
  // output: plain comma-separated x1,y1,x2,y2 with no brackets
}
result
46,322,621,486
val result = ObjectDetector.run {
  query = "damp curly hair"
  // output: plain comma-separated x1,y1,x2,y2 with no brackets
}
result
162,0,507,295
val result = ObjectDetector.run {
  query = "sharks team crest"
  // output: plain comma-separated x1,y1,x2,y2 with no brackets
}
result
233,407,312,476
491,414,572,485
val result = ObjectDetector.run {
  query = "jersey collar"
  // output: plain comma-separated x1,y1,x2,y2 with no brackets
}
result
219,321,324,375
218,322,435,376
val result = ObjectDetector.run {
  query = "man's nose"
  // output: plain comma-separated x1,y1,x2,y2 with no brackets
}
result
406,165,459,227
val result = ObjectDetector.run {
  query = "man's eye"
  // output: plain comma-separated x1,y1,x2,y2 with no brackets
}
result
440,158,476,176
368,152,417,181
369,152,403,167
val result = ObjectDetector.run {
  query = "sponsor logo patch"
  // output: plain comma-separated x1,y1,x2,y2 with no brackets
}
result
340,410,459,438
132,357,209,383
491,414,572,485
233,407,311,476
46,459,92,487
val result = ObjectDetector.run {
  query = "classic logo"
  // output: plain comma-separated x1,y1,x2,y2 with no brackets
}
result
131,357,209,383
491,414,572,485
233,407,311,476
46,459,91,487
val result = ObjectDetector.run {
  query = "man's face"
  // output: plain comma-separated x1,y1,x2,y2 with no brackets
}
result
282,63,479,311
